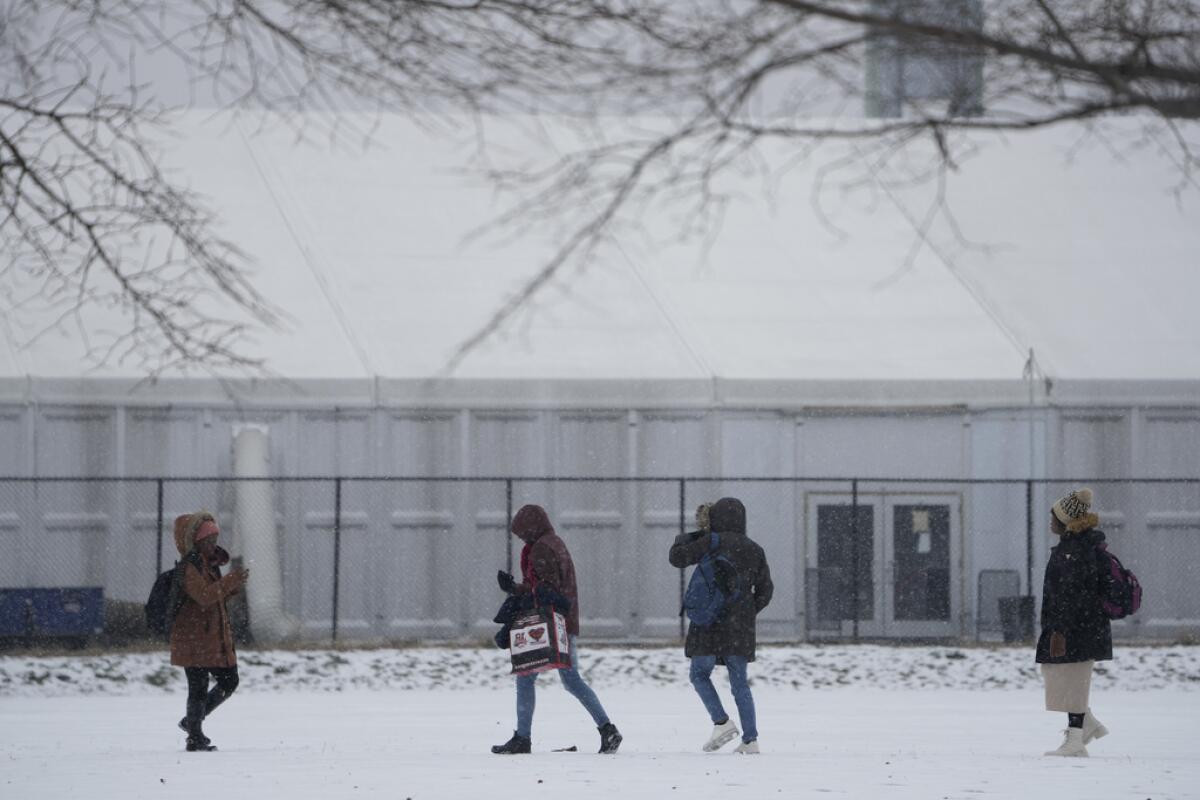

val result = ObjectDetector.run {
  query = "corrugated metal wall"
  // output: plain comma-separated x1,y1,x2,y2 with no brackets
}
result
0,402,1197,641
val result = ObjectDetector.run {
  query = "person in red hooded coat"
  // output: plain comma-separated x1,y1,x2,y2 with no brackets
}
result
492,504,622,755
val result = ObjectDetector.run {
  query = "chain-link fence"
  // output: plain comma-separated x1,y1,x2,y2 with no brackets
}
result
1,477,1198,646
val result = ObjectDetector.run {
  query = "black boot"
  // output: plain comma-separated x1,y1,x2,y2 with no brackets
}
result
186,735,217,752
598,722,622,754
181,710,214,751
179,716,211,745
491,732,531,754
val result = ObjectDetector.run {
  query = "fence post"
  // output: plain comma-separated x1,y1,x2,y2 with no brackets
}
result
331,477,342,644
155,478,164,573
506,478,514,574
850,478,860,643
679,477,686,640
1025,480,1034,594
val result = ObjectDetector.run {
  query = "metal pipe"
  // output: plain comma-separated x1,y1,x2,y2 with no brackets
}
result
506,479,514,574
155,478,164,573
679,477,686,641
332,477,342,643
851,478,860,643
1026,479,1034,594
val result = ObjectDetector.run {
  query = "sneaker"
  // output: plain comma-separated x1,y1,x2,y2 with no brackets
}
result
186,736,217,752
733,740,760,755
703,719,740,752
491,732,532,755
598,722,622,754
1044,728,1088,757
1082,710,1109,745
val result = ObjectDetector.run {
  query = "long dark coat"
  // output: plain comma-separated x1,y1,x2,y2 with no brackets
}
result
669,501,773,661
1035,528,1113,664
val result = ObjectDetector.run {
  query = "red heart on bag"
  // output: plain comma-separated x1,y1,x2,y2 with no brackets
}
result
529,627,545,642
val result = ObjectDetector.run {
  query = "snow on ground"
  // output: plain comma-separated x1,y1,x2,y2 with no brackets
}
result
3,687,1198,800
2,646,1199,800
2,643,1198,697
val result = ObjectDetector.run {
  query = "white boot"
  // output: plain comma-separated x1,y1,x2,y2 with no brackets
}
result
1045,728,1088,757
703,719,740,752
1082,710,1109,745
733,740,760,755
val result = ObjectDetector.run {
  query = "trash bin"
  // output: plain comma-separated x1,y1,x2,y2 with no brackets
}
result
998,595,1035,643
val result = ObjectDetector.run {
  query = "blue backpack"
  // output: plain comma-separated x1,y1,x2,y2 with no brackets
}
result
682,533,742,627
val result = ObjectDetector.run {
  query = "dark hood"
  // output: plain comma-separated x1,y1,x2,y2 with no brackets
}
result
511,504,555,543
708,497,746,535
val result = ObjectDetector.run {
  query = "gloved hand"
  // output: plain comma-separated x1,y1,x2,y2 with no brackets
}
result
497,570,516,594
1049,631,1067,658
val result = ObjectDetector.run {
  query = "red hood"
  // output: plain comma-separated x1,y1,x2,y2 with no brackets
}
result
511,504,554,543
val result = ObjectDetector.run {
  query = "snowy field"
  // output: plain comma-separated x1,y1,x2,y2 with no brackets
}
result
3,645,1199,800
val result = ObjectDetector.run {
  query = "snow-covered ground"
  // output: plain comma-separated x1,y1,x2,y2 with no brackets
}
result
2,646,1198,799
2,643,1198,696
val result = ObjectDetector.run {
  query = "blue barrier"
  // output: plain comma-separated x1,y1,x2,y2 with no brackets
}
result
0,588,105,637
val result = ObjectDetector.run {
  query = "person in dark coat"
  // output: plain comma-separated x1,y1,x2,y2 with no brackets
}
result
169,511,249,752
1036,488,1112,757
669,497,773,754
491,504,622,755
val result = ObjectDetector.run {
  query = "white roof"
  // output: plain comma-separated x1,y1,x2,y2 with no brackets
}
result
2,111,1197,402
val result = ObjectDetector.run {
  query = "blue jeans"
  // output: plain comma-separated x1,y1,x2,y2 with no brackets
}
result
690,655,757,743
516,635,610,738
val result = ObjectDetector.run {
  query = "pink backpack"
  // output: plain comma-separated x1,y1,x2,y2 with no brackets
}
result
1097,543,1142,620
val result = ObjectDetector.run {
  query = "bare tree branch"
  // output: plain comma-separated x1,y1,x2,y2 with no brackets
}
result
1,1,1197,374
446,0,1200,369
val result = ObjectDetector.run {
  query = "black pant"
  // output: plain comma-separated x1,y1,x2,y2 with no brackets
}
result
184,666,240,735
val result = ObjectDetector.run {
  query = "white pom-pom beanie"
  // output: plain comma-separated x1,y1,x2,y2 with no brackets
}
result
1052,488,1098,533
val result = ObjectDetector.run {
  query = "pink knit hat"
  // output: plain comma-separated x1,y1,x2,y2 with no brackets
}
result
194,519,220,543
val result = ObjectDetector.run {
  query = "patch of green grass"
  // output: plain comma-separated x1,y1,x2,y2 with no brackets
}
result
144,667,174,688
94,671,127,682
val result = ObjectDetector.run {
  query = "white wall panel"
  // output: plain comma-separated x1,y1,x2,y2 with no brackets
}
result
801,415,965,478
719,416,798,634
296,412,373,475
636,414,708,636
638,413,711,476
0,410,26,473
1136,517,1200,626
38,409,116,477
1058,414,1128,478
1143,414,1200,478
125,410,202,476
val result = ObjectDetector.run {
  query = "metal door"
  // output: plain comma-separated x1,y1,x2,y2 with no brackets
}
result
883,496,960,638
806,493,960,638
806,494,885,638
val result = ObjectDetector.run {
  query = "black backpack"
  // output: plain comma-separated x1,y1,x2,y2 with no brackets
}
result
144,564,185,639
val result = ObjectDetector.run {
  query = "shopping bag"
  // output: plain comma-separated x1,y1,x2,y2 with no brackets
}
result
508,607,571,676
